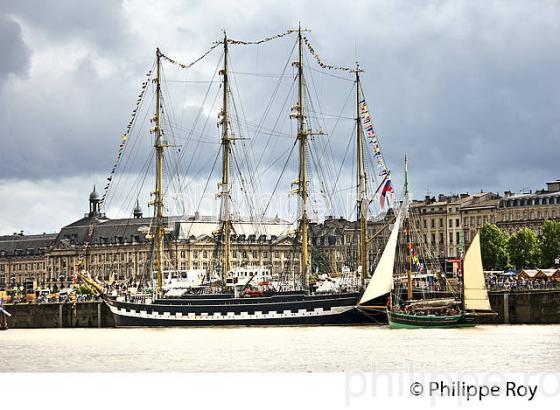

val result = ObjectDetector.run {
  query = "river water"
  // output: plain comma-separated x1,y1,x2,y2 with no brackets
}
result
1,325,559,372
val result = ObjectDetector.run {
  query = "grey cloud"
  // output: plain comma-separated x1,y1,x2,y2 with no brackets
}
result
2,0,128,55
1,0,559,234
0,14,31,86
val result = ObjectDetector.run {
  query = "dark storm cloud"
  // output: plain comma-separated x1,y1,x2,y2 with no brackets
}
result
0,14,31,86
2,0,128,53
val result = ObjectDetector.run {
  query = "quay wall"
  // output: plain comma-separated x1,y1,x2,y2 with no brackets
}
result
2,301,114,328
1,290,559,328
482,290,560,324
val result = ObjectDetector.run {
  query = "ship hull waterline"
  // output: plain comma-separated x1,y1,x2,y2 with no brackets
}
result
103,292,388,327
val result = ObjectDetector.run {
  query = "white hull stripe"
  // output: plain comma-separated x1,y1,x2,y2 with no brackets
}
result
109,305,354,321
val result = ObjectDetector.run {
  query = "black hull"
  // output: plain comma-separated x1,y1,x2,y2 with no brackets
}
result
104,292,385,327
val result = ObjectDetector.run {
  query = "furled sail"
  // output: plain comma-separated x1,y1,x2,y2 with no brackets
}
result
463,232,492,311
358,199,406,305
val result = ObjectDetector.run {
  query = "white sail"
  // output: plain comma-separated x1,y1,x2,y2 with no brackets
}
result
358,200,406,305
463,232,492,311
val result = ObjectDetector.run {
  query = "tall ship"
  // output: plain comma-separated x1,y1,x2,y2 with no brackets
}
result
358,160,496,328
78,27,399,326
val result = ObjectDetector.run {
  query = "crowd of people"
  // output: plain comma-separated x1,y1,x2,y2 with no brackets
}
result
486,274,559,291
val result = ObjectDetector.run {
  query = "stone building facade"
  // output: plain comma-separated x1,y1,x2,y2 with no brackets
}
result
0,233,57,290
409,180,560,264
496,181,560,235
1,188,297,290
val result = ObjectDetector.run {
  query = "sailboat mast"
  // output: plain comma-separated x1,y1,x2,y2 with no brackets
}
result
355,64,368,290
220,32,232,286
296,25,309,290
404,156,413,300
154,48,164,297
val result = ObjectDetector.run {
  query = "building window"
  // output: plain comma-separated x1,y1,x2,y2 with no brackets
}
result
448,220,452,228
252,251,257,259
431,219,435,229
455,218,460,227
449,233,453,244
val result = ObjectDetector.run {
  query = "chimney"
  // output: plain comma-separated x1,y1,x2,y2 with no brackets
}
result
546,180,560,193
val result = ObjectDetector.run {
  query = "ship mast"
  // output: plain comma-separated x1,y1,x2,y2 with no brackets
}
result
153,48,165,298
296,25,310,290
404,155,413,301
355,64,368,290
219,32,232,286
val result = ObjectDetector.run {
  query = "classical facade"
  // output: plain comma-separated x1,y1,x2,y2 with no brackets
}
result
0,232,57,290
309,213,393,276
496,180,560,234
1,188,297,290
409,180,560,263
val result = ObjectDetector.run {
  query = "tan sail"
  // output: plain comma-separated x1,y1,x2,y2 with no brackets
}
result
358,200,406,305
463,232,492,311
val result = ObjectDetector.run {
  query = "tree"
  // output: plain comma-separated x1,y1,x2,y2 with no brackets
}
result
311,246,329,274
508,228,541,269
540,220,560,267
75,284,93,295
480,223,509,270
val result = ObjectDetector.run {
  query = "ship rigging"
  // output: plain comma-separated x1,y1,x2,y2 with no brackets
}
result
77,26,398,326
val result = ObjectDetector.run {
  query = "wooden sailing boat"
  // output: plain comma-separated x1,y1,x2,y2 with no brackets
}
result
358,160,496,328
77,27,392,326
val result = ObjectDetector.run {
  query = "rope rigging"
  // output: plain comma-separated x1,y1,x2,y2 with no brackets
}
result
78,27,401,293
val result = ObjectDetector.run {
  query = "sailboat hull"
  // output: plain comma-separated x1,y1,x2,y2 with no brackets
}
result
387,310,478,329
104,292,380,327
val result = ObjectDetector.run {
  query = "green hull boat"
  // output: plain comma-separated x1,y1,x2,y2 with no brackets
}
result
388,310,478,329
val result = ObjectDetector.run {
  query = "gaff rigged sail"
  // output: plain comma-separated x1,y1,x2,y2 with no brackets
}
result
463,233,492,311
358,197,408,305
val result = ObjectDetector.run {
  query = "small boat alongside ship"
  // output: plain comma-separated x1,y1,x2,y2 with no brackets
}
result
358,160,496,328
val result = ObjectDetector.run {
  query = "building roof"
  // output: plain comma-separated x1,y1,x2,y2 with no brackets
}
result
0,233,58,257
178,217,295,240
461,198,500,211
55,216,188,247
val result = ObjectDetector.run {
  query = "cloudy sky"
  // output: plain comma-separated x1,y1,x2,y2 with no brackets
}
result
0,0,559,235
